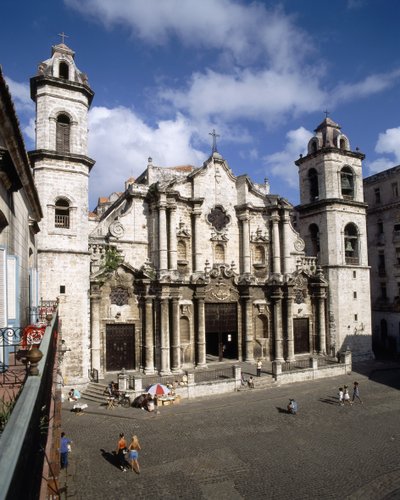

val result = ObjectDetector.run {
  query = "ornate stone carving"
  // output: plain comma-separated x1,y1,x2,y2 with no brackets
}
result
294,237,305,252
206,282,239,302
110,287,129,306
250,227,269,242
177,221,191,238
109,220,124,239
207,206,230,231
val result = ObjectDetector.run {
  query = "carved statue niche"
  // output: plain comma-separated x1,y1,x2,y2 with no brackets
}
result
292,274,308,305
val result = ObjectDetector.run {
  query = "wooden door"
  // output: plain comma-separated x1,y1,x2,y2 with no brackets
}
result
106,324,135,371
293,318,310,354
205,303,237,359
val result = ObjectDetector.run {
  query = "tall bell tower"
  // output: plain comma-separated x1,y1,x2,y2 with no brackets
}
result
29,39,95,384
295,116,373,359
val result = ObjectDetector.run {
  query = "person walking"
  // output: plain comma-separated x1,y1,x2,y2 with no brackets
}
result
343,385,352,406
338,387,344,406
116,432,128,472
257,359,262,377
352,381,363,404
60,432,72,470
128,435,142,474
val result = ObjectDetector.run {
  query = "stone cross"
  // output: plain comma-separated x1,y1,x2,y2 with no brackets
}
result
209,129,220,153
58,32,69,44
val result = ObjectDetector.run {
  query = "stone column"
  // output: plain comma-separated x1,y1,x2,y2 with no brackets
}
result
286,292,295,361
160,296,170,374
244,295,254,362
272,289,284,361
168,206,177,271
196,292,206,367
158,201,168,271
271,212,281,275
193,209,202,272
282,209,291,275
171,294,181,372
90,288,101,376
144,296,155,374
318,295,327,355
241,214,251,274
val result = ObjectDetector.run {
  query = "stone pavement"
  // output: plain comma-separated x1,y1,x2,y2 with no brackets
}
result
58,361,400,500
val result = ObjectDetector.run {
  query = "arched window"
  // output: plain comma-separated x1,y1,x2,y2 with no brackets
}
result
311,140,318,153
215,244,225,263
177,240,187,261
56,114,71,153
308,168,319,202
59,62,69,79
55,198,70,228
344,223,359,264
341,166,354,199
309,223,320,256
254,245,265,265
339,138,346,150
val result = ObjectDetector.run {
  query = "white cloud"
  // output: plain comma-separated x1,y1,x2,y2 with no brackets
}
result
367,126,400,174
263,127,313,189
64,0,313,69
332,70,400,103
65,0,400,133
159,69,326,126
4,76,34,113
368,157,395,174
88,106,206,208
375,127,400,161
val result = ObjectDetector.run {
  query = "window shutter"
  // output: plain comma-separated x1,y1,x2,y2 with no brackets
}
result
0,249,6,327
7,256,16,321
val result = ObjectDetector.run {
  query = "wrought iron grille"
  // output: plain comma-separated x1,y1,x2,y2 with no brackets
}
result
0,327,26,386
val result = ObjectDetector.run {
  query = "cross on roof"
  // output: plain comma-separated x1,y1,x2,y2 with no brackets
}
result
324,109,330,118
58,32,69,44
209,129,220,154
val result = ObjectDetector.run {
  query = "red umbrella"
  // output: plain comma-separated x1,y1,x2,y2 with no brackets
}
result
146,383,170,396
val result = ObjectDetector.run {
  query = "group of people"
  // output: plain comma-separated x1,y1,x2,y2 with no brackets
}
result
133,393,155,411
116,432,142,473
338,381,363,406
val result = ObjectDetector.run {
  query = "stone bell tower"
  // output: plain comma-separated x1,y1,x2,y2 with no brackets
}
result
295,116,373,359
29,39,95,384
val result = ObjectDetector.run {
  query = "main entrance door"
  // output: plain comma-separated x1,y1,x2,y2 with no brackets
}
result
106,324,135,371
293,318,310,354
205,303,237,360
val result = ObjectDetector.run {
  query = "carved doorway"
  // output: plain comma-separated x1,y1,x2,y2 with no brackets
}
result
205,303,237,360
293,318,310,354
106,323,135,371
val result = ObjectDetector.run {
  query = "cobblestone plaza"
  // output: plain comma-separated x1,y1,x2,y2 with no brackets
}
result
60,363,400,499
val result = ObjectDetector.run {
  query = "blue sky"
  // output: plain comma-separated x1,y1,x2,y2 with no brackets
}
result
2,0,400,210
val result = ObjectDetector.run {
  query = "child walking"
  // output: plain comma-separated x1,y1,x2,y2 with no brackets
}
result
338,387,344,406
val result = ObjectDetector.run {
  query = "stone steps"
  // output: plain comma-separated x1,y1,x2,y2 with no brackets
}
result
81,382,108,403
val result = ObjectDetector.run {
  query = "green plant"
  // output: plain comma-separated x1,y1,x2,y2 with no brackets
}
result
100,246,123,276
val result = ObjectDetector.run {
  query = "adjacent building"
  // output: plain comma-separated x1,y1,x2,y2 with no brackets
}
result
364,167,400,356
0,67,42,353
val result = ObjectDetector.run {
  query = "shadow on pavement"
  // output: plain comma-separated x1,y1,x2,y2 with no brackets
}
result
100,449,122,470
276,406,290,414
319,396,338,405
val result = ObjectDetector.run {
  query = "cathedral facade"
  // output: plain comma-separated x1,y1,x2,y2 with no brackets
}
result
28,42,373,384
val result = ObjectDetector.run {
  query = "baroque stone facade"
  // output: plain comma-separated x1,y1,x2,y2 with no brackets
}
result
29,43,373,383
